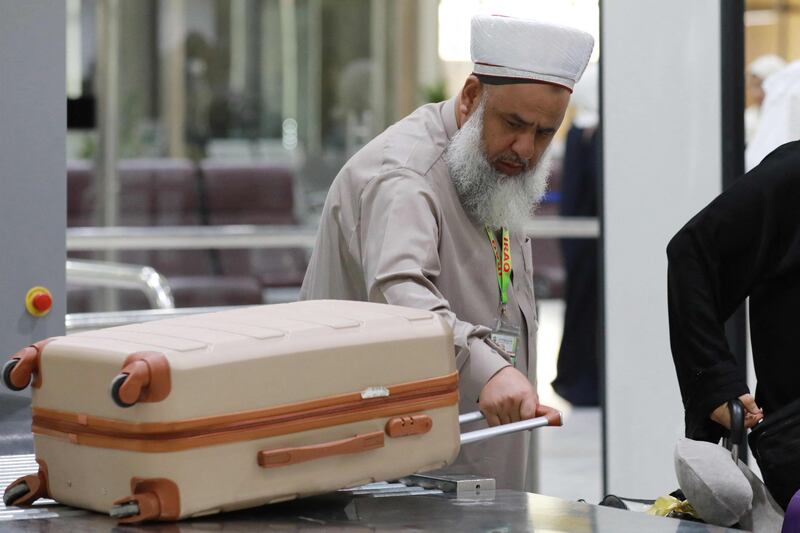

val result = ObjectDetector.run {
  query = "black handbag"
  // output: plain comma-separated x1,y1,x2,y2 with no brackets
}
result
748,396,800,510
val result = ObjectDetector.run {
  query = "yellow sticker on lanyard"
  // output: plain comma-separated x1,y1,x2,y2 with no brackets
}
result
486,227,512,305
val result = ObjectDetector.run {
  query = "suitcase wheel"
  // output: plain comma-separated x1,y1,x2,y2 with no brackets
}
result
109,353,172,407
111,479,180,523
109,501,140,519
4,464,49,507
2,359,28,391
110,373,136,408
3,481,30,506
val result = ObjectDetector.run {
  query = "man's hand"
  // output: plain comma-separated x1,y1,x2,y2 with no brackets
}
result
710,393,763,430
479,366,549,426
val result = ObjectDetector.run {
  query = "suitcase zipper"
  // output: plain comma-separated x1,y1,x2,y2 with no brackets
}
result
32,372,458,452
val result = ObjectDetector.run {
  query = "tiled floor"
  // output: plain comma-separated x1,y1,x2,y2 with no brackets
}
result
535,299,603,504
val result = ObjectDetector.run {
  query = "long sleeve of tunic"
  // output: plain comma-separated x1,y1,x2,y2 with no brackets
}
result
358,171,511,405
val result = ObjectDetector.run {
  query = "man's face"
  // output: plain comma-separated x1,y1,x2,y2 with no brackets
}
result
474,83,570,177
747,74,766,106
446,81,562,233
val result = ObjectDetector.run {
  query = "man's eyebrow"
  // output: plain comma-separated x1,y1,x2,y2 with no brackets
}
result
506,113,534,126
506,113,557,134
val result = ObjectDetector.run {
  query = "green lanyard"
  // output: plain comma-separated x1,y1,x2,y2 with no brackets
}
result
485,227,512,305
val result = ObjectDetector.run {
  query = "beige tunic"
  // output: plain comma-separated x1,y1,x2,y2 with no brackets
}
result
299,97,539,489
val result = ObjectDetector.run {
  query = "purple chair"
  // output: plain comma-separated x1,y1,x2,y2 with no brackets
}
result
200,160,308,291
68,159,267,311
201,161,296,225
67,160,95,228
146,159,214,277
117,159,265,310
782,489,800,533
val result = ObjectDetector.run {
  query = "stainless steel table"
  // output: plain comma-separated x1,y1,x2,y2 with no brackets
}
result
0,490,743,532
0,453,741,533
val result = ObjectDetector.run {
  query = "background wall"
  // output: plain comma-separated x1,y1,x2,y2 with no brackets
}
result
602,0,723,496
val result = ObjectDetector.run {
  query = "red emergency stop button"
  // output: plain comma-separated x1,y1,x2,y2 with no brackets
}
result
32,293,52,312
25,287,53,317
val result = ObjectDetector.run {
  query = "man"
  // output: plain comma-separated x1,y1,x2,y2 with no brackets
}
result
301,15,593,489
668,141,800,507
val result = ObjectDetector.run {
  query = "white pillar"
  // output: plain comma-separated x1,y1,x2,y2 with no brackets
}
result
602,0,723,496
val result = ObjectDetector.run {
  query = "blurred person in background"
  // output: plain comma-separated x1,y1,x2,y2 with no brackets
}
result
301,15,593,489
744,55,786,145
551,63,600,407
746,59,800,171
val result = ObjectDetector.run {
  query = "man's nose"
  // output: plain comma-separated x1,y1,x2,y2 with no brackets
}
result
511,133,535,162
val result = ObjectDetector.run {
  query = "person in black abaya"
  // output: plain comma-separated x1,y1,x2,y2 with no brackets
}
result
668,140,800,508
551,62,601,407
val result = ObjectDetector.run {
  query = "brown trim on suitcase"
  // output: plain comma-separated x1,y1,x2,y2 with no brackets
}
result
33,371,457,434
385,415,433,437
258,431,385,468
31,372,458,453
31,339,55,388
33,391,457,453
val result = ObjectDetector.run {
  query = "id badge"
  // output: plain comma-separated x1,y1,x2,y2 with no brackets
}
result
490,310,521,367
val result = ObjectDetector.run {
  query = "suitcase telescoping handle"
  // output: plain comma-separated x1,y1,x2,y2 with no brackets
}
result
458,410,563,446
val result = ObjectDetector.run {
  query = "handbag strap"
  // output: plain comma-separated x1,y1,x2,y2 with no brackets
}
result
723,399,745,462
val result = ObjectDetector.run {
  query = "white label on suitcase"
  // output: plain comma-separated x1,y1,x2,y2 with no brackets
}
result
360,386,390,399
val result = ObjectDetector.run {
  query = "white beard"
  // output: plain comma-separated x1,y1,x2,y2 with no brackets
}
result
444,99,551,233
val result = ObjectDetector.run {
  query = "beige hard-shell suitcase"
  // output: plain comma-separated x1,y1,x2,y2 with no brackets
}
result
2,300,560,523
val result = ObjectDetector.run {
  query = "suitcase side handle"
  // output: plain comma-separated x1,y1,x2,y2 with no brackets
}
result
258,431,385,469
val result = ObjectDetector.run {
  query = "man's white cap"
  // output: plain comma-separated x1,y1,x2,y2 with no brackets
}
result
748,54,786,81
471,15,595,92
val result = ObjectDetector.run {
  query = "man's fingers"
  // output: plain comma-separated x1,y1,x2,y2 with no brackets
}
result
484,411,502,427
519,396,538,420
477,366,538,427
509,397,524,423
534,403,560,419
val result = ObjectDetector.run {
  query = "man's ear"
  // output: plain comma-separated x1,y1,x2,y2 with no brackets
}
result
459,75,485,119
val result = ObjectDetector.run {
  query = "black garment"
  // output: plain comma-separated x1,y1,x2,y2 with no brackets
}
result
667,140,800,444
552,125,600,406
